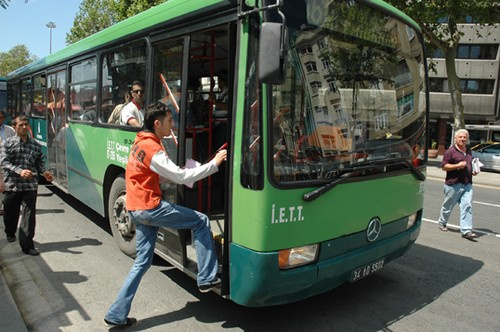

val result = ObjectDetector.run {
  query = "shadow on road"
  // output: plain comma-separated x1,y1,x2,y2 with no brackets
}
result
133,243,484,331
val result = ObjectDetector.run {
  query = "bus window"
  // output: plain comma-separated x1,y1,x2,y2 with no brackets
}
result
32,74,46,118
241,17,263,190
152,38,183,165
70,58,97,122
100,41,147,124
21,78,31,116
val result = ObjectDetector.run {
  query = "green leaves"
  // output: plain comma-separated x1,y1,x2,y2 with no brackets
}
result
0,45,38,77
65,0,168,45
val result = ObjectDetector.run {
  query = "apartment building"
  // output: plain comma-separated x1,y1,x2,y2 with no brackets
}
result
428,23,500,152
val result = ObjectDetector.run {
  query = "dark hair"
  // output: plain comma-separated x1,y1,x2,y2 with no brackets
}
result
144,102,172,132
129,80,143,90
12,115,28,127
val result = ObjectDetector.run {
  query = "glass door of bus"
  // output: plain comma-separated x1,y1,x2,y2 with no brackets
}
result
47,70,68,189
150,25,231,277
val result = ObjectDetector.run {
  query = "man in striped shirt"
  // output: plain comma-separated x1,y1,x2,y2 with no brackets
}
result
0,115,53,255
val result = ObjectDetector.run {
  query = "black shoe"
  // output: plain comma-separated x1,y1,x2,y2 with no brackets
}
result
198,278,221,293
23,249,40,256
7,235,16,243
104,317,137,328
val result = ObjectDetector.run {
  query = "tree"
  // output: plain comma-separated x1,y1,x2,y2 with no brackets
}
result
66,0,167,44
386,0,499,130
0,45,38,77
1,0,28,9
65,0,117,45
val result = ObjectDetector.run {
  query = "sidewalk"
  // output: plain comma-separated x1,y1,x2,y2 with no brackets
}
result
0,238,29,332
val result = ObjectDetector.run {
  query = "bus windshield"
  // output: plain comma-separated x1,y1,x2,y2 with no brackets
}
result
270,1,427,183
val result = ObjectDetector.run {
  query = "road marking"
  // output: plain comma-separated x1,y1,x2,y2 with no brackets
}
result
473,201,500,208
422,218,500,238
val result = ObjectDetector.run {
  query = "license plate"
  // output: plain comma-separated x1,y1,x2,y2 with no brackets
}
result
350,258,385,282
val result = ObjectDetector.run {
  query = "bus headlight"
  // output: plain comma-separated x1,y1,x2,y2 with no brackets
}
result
406,212,418,230
279,244,319,270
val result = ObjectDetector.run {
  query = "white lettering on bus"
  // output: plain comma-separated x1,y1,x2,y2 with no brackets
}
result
271,204,305,224
115,142,130,154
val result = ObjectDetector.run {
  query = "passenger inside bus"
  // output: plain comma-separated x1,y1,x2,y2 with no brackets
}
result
120,81,144,127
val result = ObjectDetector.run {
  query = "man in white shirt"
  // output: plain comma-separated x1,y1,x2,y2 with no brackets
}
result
0,111,15,141
0,110,16,215
120,81,145,127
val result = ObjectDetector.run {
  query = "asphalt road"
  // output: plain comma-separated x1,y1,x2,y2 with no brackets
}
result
1,175,500,331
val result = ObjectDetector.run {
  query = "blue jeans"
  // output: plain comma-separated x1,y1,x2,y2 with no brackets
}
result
438,183,473,234
105,200,218,324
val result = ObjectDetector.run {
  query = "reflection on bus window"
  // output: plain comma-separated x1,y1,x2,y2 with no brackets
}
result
271,1,427,183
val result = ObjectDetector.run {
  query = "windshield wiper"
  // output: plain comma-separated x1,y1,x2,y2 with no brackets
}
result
303,171,354,202
302,158,426,202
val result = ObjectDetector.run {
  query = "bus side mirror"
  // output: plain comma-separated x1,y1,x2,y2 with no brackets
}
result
258,22,287,85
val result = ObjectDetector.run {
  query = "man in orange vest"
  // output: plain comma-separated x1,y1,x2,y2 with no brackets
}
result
104,102,226,328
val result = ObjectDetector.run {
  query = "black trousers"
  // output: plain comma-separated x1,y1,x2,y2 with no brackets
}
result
3,190,38,252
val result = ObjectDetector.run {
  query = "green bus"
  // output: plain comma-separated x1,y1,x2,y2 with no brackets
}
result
5,0,428,306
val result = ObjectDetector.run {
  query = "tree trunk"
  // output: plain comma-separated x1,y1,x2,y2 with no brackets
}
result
444,47,465,130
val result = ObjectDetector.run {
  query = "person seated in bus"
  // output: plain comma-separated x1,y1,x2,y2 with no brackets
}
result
104,102,227,328
120,81,145,127
81,96,97,122
108,93,130,124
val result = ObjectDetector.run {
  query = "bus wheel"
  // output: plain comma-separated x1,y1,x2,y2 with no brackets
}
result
108,175,136,257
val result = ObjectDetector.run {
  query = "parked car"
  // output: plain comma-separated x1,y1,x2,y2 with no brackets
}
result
471,142,500,172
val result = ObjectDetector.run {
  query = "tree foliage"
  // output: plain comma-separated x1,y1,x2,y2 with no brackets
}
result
0,45,38,76
1,0,28,9
386,0,499,130
66,0,167,45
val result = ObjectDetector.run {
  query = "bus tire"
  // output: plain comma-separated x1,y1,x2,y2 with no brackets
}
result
108,175,137,257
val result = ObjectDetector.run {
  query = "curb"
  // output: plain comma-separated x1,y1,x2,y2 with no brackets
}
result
0,241,29,332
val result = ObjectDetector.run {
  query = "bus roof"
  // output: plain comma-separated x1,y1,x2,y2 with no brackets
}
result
7,0,234,79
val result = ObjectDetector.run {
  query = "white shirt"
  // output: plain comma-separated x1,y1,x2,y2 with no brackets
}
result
0,124,15,142
120,102,144,126
150,151,218,185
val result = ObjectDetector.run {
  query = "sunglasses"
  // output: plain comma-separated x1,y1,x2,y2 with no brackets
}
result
132,89,144,94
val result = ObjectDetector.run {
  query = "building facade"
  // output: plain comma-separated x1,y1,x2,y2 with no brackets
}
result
428,23,500,152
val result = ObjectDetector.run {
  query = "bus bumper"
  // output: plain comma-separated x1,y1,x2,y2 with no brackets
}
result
229,219,421,307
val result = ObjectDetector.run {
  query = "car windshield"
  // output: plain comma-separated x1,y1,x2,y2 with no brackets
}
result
269,0,427,183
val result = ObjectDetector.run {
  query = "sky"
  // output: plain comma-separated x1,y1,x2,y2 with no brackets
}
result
0,0,82,58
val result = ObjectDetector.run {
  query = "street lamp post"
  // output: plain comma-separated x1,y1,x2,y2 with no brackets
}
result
46,22,56,54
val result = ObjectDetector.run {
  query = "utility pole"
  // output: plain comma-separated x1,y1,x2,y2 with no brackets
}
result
46,22,56,54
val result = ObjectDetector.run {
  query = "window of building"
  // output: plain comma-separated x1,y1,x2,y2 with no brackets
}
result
430,78,495,94
301,45,313,55
327,78,336,92
310,81,322,94
305,61,318,72
317,38,325,50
